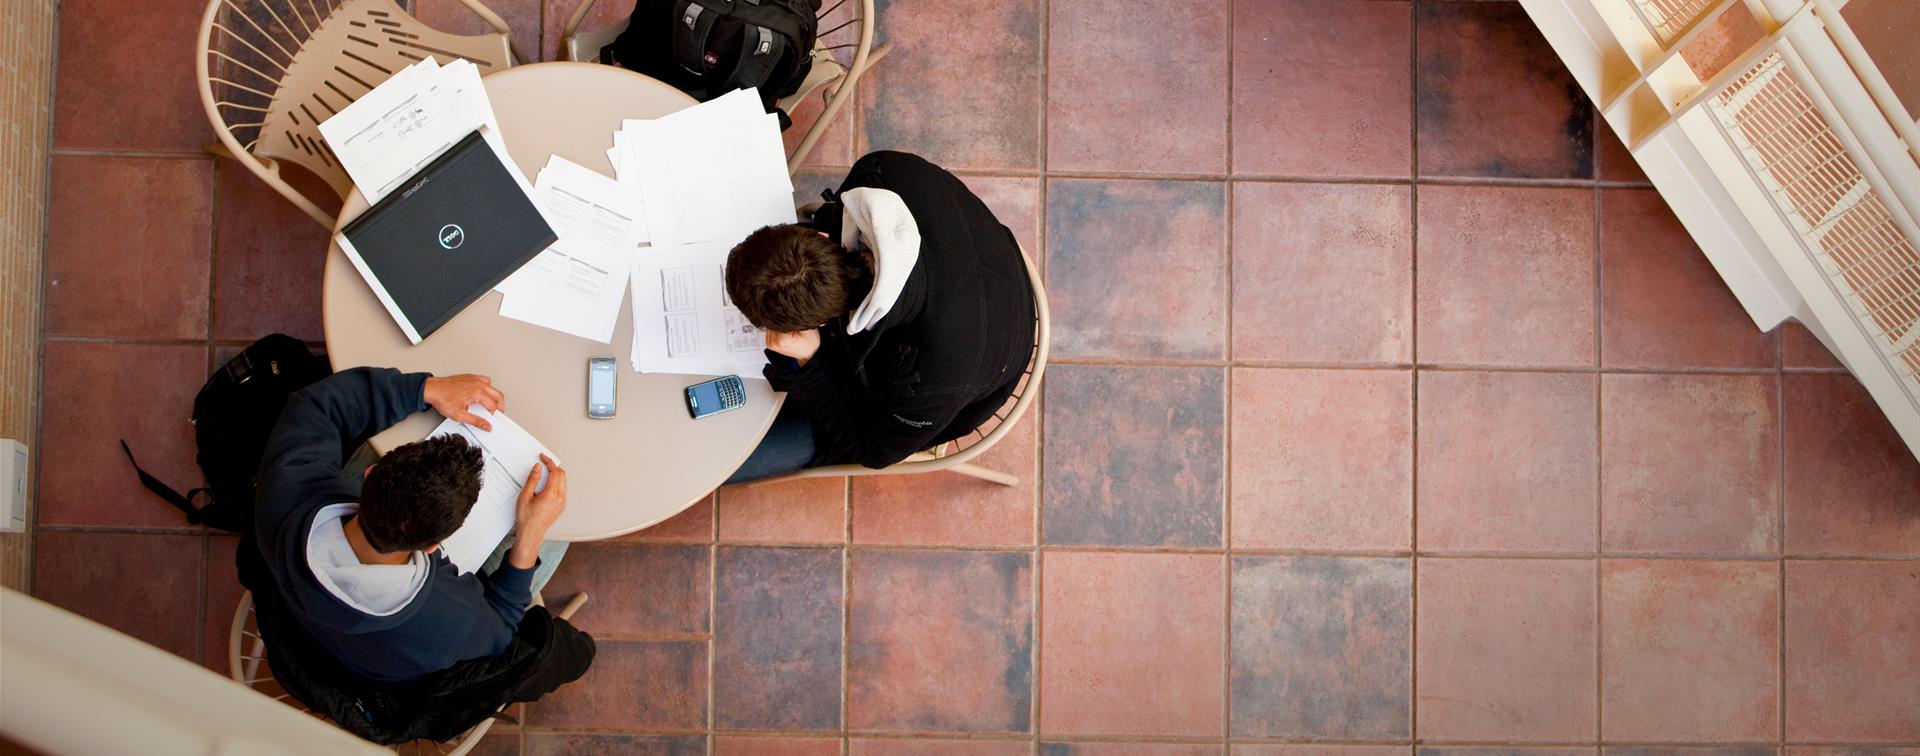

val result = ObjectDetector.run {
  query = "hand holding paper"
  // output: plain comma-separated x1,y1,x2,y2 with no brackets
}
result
427,405,559,574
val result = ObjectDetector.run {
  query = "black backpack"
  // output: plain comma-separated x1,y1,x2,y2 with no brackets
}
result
121,334,332,533
601,0,824,129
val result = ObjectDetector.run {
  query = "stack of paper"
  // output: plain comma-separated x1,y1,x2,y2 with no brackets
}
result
608,88,795,376
494,156,648,343
317,58,511,204
428,405,558,575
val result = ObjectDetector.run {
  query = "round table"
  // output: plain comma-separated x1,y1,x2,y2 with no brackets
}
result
322,62,783,541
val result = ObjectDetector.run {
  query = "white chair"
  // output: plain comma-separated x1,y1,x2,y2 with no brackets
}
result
195,0,526,228
228,590,589,755
754,242,1049,488
558,0,894,172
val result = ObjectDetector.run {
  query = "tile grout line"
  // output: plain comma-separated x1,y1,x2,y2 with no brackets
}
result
1408,0,1422,741
841,476,852,746
1034,0,1051,747
1221,0,1236,741
1776,363,1788,745
1592,121,1606,745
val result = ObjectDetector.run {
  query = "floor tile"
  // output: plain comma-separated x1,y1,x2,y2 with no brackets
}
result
1600,189,1777,369
527,639,707,730
714,546,844,730
1415,0,1594,179
202,535,246,677
54,0,209,151
1416,186,1596,367
1787,749,1920,756
616,495,715,543
1238,748,1410,756
1784,561,1920,741
38,342,209,529
717,736,841,756
1047,179,1227,360
1606,750,1775,756
1780,321,1844,369
32,531,205,662
1046,745,1223,756
536,543,710,637
1047,0,1228,174
1783,374,1920,556
1232,0,1412,178
212,162,332,342
46,156,212,340
1601,374,1780,555
540,0,626,62
1231,368,1412,552
960,176,1044,260
1043,365,1224,548
852,740,1031,756
1231,183,1413,364
1418,371,1597,554
1595,123,1650,184
1232,557,1411,738
1420,751,1594,756
1416,558,1597,741
526,734,706,756
1039,552,1225,738
1677,6,1767,80
858,0,1044,171
852,412,1036,547
718,478,846,544
414,0,541,70
849,550,1032,733
465,732,523,756
1599,560,1780,741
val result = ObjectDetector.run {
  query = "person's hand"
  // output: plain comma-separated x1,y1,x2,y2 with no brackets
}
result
766,329,822,367
508,454,567,570
424,374,504,431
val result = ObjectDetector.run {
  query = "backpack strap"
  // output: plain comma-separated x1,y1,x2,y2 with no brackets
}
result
721,24,786,99
120,440,213,525
671,0,726,78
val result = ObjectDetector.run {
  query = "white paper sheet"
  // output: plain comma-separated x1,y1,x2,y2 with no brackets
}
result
495,238,628,343
530,155,648,248
426,406,559,574
613,90,795,246
629,242,770,376
318,58,507,203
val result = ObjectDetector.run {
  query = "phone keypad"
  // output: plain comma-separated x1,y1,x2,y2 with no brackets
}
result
719,378,743,407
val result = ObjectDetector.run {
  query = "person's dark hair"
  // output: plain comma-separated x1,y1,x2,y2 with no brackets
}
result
358,434,484,553
726,224,872,333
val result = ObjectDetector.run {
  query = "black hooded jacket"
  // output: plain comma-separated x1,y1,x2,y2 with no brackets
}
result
765,151,1036,468
252,367,537,684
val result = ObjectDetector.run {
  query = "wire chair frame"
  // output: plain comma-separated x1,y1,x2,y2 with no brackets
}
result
195,0,520,228
557,0,893,173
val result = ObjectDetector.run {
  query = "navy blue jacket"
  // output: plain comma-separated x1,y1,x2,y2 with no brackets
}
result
253,367,536,684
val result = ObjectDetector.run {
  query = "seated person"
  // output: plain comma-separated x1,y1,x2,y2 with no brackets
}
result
253,367,569,684
725,150,1036,480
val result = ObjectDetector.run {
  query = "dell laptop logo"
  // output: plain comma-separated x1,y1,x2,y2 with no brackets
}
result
438,224,466,250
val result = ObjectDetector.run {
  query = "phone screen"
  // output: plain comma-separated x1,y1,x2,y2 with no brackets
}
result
687,381,724,417
588,359,616,417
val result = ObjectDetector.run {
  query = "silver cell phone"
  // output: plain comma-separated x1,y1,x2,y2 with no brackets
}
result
587,357,617,419
685,375,746,419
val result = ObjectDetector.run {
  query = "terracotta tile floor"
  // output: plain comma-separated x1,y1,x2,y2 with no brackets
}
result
31,0,1920,752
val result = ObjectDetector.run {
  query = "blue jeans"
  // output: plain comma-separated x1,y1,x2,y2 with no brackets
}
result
724,404,817,484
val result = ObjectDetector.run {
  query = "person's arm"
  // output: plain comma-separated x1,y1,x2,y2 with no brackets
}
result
255,370,507,546
479,454,569,625
762,331,963,469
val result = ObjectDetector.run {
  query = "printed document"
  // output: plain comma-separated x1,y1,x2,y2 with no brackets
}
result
427,406,558,574
318,58,508,203
629,242,769,376
496,238,628,343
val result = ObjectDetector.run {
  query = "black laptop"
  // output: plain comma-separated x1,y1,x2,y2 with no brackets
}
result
336,130,557,344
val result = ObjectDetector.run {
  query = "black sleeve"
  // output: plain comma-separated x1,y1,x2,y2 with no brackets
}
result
762,342,963,469
254,368,430,549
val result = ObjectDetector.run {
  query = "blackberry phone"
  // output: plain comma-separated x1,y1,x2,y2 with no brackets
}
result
685,375,746,419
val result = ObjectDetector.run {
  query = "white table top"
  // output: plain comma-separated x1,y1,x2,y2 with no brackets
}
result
321,62,783,541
